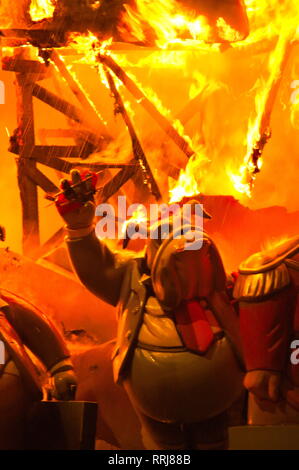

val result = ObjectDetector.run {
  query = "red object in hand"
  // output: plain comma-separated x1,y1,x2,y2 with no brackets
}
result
55,171,97,216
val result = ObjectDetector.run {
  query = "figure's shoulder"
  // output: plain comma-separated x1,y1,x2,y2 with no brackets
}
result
239,236,299,274
234,236,299,300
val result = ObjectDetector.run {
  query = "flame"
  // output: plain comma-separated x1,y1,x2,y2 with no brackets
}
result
169,147,209,203
68,32,210,159
229,17,298,197
29,0,56,22
68,33,112,64
122,205,148,235
120,0,244,48
50,1,299,205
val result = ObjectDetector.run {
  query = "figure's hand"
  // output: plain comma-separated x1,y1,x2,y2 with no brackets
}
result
52,370,77,401
244,370,281,402
55,169,97,229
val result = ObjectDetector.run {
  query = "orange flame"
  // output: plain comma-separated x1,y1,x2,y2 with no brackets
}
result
169,147,209,203
52,1,299,205
122,205,148,235
229,9,298,198
120,0,246,48
29,0,56,22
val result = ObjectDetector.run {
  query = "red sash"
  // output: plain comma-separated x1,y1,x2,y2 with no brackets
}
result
174,299,215,354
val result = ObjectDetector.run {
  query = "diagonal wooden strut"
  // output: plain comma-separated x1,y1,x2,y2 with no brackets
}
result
104,68,161,201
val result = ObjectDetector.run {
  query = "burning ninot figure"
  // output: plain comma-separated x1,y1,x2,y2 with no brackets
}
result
56,170,244,450
0,227,77,449
233,236,299,424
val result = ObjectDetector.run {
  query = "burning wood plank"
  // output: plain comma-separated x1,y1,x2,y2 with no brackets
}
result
231,35,295,197
104,67,162,201
99,167,136,203
46,49,109,136
2,56,51,75
32,84,110,146
33,153,134,174
100,54,195,159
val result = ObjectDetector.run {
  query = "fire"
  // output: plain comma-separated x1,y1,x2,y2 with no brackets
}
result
68,32,113,89
122,205,148,236
169,148,209,203
68,32,207,161
29,1,299,205
29,0,56,22
120,0,242,48
229,13,298,197
68,33,112,64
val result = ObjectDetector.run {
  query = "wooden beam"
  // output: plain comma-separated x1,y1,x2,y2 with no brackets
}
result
2,57,51,76
105,68,161,200
100,54,195,159
32,84,110,146
100,165,136,202
11,145,94,159
49,50,108,137
22,165,59,195
38,129,93,140
16,73,40,256
34,228,65,261
32,84,85,124
33,153,135,174
32,145,94,160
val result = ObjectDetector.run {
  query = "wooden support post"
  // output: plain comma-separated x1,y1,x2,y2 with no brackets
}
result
16,73,40,256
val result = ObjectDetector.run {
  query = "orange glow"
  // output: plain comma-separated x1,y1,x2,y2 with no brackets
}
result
291,79,299,129
122,205,148,235
228,4,299,197
69,33,113,63
119,0,249,48
169,148,209,203
62,0,299,205
29,0,56,22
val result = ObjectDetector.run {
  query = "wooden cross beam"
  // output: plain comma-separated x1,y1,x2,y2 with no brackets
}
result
32,84,110,146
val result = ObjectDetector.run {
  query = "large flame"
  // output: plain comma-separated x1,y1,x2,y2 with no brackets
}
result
29,0,56,22
121,1,215,47
229,7,299,197
27,0,299,205
169,147,209,203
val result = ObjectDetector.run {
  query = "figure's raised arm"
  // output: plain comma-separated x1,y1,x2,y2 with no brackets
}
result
55,170,130,306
